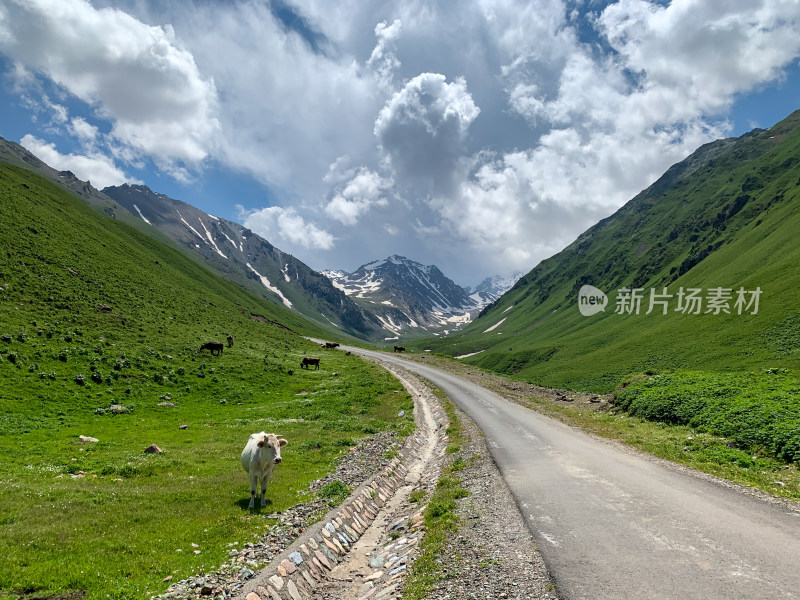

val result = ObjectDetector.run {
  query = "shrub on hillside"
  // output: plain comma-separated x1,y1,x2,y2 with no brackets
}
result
615,370,800,463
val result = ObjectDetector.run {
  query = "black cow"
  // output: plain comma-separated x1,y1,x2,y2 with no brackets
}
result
393,346,406,353
200,341,224,356
300,357,320,370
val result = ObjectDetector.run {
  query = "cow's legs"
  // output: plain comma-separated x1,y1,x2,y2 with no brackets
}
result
259,476,266,507
259,474,271,507
249,472,258,509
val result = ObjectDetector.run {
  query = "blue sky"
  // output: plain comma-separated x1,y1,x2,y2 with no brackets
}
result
1,0,799,286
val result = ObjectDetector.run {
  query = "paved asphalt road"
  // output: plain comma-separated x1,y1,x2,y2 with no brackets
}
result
352,348,800,599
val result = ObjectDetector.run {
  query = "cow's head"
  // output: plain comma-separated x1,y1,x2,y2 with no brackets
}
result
257,432,288,463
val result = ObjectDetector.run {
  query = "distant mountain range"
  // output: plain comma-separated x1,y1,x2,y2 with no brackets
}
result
0,135,515,342
323,256,520,339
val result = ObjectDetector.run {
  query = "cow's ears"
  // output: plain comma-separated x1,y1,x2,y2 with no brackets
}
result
278,438,288,447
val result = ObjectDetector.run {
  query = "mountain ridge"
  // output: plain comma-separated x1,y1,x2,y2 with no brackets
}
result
418,109,800,391
0,135,521,343
101,183,384,339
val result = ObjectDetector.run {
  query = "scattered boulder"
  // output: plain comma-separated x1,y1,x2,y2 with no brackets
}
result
158,402,176,408
79,435,99,443
144,444,163,454
179,424,189,430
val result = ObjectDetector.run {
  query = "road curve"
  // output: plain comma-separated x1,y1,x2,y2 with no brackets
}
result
352,348,800,600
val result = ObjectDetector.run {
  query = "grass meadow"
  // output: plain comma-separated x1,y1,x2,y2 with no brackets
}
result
0,163,414,599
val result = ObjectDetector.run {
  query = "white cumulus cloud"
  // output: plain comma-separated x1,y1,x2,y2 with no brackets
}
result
240,205,335,251
367,19,402,90
325,168,393,226
0,0,219,179
20,134,138,189
375,72,480,194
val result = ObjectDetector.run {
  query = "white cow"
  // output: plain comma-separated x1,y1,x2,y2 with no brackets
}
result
241,432,287,509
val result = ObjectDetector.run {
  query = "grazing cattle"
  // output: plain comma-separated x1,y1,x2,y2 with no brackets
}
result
241,432,287,509
394,346,406,353
323,342,340,349
200,341,224,356
227,335,234,348
300,357,320,370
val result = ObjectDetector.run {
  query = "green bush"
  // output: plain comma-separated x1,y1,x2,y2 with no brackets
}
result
615,370,800,463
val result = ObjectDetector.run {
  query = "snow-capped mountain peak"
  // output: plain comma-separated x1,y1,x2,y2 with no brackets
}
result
322,256,513,338
468,272,523,304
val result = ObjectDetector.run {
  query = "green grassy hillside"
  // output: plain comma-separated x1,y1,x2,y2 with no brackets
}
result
418,110,800,392
0,163,413,600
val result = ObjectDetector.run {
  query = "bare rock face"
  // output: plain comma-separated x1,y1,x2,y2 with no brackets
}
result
144,444,163,454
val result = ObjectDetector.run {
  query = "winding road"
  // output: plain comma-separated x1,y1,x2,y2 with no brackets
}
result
353,348,800,600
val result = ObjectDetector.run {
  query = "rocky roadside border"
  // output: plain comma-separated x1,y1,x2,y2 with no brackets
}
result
152,358,559,600
151,430,404,600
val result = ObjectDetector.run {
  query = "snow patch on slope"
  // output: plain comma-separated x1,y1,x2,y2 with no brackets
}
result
132,204,151,225
483,317,507,333
177,210,205,241
246,263,293,309
198,218,227,259
220,230,240,251
455,350,485,359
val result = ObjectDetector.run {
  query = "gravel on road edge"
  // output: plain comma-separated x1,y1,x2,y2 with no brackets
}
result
421,391,559,600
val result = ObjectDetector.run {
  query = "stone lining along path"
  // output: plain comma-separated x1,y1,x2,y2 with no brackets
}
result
233,361,449,600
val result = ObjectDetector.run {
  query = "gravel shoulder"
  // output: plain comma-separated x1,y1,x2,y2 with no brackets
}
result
423,396,558,600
